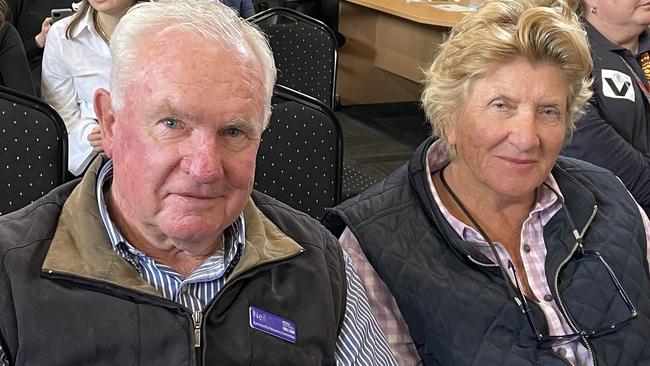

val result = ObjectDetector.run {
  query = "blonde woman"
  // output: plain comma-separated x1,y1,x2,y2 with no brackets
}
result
324,0,650,365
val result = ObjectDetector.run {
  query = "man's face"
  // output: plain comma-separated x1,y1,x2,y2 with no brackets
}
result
100,30,267,252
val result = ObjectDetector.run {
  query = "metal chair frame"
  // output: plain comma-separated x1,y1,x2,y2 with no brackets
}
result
249,7,338,109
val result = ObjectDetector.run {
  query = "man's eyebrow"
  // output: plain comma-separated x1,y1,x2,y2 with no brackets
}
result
228,118,263,134
150,100,194,120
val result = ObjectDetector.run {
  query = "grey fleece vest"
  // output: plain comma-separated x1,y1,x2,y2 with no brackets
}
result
323,137,650,366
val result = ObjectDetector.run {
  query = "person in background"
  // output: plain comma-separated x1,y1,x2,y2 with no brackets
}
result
221,0,254,17
41,0,137,176
323,0,650,365
6,0,62,94
562,0,650,215
0,0,34,95
0,0,397,365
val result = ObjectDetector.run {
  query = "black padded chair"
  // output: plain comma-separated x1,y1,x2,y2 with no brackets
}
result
0,86,67,215
255,84,342,220
249,8,338,109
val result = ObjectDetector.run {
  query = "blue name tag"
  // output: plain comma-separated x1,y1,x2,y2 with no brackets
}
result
249,306,297,344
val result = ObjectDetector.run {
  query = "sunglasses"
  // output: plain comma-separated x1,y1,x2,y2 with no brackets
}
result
508,248,638,348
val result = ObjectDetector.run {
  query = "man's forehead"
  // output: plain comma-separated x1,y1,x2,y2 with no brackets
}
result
140,26,252,61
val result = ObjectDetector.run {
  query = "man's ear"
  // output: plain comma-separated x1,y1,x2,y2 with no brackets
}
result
94,88,115,158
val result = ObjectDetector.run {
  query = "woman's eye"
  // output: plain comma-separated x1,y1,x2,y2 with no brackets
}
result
163,118,179,129
543,108,559,116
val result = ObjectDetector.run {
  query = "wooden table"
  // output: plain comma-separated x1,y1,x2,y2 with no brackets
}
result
336,0,472,105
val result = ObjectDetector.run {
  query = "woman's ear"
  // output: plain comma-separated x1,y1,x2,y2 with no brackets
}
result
443,119,458,147
94,88,116,157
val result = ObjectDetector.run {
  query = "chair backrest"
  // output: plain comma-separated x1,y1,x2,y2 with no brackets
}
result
0,86,68,215
255,84,342,220
249,8,338,109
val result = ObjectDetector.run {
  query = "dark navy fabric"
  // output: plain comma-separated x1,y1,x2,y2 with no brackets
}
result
324,137,650,366
221,0,254,18
562,21,650,216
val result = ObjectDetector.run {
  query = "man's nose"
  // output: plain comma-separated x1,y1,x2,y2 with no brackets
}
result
180,137,223,184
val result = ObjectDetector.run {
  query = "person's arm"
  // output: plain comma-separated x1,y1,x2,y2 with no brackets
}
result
339,227,423,365
0,346,7,366
563,100,650,211
41,24,98,176
635,199,650,275
0,246,15,366
22,36,39,61
239,0,254,18
334,249,398,365
23,17,51,61
0,23,35,96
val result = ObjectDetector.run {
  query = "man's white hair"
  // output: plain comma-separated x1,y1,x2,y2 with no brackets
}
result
109,0,277,128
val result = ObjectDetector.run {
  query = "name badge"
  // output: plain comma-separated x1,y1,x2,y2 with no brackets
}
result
249,306,297,344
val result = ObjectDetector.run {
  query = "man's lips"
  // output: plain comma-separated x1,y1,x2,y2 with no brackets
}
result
169,192,221,200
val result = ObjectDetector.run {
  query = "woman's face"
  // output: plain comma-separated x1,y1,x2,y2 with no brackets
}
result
89,0,135,16
446,58,568,203
588,0,650,30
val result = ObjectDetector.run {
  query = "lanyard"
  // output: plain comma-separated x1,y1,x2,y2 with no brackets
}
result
618,54,650,105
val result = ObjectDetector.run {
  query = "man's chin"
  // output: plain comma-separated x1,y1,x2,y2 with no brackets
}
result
160,216,226,244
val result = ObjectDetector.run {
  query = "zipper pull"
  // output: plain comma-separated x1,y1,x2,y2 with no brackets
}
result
192,310,202,348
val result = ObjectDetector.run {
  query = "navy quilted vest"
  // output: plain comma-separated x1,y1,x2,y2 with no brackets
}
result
323,138,650,366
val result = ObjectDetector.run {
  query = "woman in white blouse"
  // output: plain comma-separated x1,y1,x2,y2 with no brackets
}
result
41,0,137,176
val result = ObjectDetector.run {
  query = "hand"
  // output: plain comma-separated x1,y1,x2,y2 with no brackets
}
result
35,17,52,48
87,126,104,153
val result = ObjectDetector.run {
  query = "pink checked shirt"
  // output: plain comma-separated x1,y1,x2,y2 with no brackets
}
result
340,140,650,366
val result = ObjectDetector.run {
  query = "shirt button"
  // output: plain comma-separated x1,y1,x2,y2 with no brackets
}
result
523,244,531,253
557,347,567,357
543,294,553,302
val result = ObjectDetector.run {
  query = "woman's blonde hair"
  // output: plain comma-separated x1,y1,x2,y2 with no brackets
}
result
421,0,592,156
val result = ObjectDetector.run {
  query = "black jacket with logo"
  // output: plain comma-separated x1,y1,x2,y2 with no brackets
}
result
562,21,650,215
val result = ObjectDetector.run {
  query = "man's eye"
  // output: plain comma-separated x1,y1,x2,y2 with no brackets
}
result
226,128,242,137
163,118,179,129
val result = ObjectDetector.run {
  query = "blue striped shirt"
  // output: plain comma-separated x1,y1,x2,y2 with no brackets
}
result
95,160,397,366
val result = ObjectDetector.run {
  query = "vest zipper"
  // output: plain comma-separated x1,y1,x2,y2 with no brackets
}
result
195,249,306,362
552,204,598,366
193,310,202,347
45,248,306,365
193,310,203,366
467,201,598,366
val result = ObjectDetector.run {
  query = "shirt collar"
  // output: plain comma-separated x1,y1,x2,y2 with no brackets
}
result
95,159,246,278
424,140,564,241
70,6,98,39
639,29,650,55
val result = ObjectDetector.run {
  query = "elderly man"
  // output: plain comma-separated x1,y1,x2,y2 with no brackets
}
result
0,1,396,365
